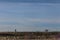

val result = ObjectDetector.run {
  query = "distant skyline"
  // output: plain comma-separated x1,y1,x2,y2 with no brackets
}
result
0,0,60,32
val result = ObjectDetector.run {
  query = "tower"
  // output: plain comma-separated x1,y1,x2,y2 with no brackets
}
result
14,29,17,40
15,29,17,33
45,29,48,32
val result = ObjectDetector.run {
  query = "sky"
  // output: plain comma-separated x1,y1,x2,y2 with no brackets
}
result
0,0,60,32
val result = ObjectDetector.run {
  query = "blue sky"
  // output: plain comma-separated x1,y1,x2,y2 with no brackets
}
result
0,0,60,32
0,0,60,3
